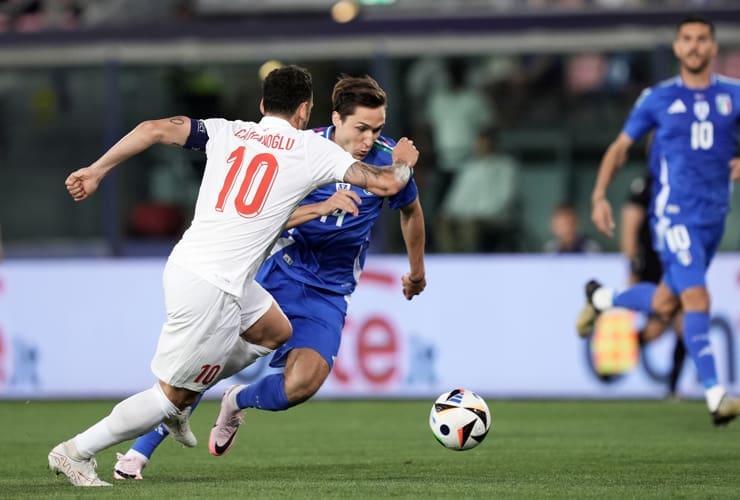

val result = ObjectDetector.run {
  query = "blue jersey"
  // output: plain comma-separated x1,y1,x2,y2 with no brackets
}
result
623,75,740,226
266,126,419,295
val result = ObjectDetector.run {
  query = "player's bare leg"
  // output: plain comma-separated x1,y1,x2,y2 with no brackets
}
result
283,348,330,404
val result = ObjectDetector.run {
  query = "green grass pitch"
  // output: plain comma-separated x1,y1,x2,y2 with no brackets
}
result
1,399,738,498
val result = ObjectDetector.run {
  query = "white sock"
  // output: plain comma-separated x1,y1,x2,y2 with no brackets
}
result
705,385,726,412
591,287,615,312
73,383,179,458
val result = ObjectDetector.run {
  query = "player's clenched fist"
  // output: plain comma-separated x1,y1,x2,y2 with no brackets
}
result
401,272,426,301
65,167,103,202
392,137,419,168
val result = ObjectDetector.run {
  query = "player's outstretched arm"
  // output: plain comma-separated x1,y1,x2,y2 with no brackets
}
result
399,197,426,300
591,132,634,237
65,116,192,202
343,137,419,196
285,190,362,229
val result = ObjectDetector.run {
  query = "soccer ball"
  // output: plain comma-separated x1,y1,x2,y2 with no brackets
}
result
429,389,491,451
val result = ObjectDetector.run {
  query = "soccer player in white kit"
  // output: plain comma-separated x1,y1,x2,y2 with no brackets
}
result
49,65,419,487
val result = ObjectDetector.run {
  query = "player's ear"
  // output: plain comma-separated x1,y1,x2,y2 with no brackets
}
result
259,99,265,115
331,111,342,128
297,100,312,126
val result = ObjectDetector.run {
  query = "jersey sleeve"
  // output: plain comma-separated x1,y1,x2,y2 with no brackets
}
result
388,176,419,209
306,133,356,185
198,118,230,155
622,88,656,141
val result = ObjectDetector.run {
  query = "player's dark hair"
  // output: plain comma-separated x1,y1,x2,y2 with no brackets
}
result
677,14,715,38
331,75,387,120
262,65,313,116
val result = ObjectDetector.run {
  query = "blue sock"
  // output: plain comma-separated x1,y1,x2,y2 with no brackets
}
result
130,393,204,459
236,373,291,411
613,283,656,314
683,311,718,389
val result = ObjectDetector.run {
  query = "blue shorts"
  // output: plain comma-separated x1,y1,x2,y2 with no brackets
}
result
654,219,724,295
256,258,348,370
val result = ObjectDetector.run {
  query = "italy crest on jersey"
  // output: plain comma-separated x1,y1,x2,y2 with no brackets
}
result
715,94,732,116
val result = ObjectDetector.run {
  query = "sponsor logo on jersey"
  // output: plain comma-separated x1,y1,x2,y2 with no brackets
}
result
693,100,710,121
667,99,687,114
716,94,732,115
336,183,351,191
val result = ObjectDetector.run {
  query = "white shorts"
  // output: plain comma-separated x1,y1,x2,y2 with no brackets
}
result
151,261,273,391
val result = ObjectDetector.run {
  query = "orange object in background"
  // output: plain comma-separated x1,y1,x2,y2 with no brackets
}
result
591,308,639,375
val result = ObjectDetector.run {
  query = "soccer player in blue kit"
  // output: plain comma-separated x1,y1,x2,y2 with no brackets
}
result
577,15,740,425
113,75,427,479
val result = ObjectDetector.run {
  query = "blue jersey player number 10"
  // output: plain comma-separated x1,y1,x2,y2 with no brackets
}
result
581,14,740,427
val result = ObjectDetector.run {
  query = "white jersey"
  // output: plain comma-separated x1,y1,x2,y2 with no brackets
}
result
169,116,355,297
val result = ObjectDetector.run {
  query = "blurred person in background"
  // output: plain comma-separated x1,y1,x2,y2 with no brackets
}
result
48,65,419,487
543,201,601,254
576,15,740,425
111,74,426,480
423,58,494,250
436,127,521,252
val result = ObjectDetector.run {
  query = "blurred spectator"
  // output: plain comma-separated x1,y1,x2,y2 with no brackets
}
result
0,0,191,32
128,147,198,240
80,0,184,27
424,58,495,248
426,58,494,181
566,53,607,94
544,201,601,253
436,127,521,252
0,0,82,32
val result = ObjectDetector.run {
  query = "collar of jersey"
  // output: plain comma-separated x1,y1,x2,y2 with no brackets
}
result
675,73,718,88
259,115,294,129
